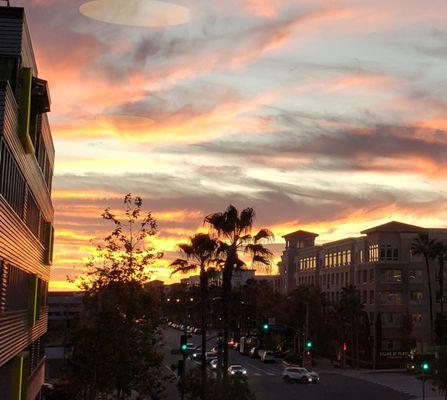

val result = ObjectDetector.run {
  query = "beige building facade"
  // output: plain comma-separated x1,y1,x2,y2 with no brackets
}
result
280,221,447,352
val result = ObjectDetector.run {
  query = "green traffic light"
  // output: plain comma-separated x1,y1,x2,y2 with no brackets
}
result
181,344,187,351
263,324,269,330
306,341,313,348
422,362,429,371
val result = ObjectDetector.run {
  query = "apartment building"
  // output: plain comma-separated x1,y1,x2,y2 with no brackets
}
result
279,230,318,294
0,5,54,400
281,221,447,353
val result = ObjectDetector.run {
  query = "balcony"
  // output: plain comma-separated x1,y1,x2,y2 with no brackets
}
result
0,307,48,367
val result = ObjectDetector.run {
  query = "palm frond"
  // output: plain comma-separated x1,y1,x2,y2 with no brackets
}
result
253,228,274,243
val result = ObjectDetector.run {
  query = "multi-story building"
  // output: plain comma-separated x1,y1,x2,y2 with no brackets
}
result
280,221,447,354
0,5,54,399
279,230,318,294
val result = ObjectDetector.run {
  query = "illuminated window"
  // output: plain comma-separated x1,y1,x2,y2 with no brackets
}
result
410,291,424,303
369,244,379,262
347,250,352,264
411,313,423,326
380,269,402,283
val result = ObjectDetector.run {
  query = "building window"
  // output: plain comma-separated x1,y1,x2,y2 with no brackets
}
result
336,273,339,285
0,138,26,218
331,274,335,285
379,291,403,305
363,270,367,283
409,269,423,283
410,291,424,303
380,269,403,283
347,250,352,265
340,272,344,286
369,269,375,283
411,313,423,326
4,265,29,312
369,244,379,262
380,245,399,261
346,272,349,285
382,313,402,327
363,290,367,304
359,249,364,263
369,290,374,304
357,270,361,284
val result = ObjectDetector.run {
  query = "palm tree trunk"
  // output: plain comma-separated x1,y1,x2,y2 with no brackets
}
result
425,255,434,344
354,317,360,369
439,256,444,316
222,262,233,383
200,268,208,399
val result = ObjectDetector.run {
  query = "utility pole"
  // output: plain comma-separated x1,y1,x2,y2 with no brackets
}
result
302,302,309,366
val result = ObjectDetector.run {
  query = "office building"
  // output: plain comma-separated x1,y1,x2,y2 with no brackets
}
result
280,221,447,353
0,5,54,399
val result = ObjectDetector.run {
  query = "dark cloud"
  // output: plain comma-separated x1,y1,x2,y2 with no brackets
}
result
53,170,447,230
183,119,447,173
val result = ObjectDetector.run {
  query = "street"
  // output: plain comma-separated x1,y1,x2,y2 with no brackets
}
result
162,327,412,400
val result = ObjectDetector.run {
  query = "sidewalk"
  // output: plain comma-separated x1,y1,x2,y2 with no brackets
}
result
313,358,445,399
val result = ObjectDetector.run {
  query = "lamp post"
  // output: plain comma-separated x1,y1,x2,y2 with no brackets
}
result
421,362,430,400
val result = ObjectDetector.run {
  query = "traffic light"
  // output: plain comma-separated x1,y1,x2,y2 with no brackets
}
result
263,323,269,331
306,340,313,349
421,362,430,372
180,334,187,351
342,342,347,351
178,360,184,376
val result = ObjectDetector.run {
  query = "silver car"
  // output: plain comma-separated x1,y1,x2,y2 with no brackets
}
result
282,367,314,383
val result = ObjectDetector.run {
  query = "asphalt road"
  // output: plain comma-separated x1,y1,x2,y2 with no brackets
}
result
163,327,411,400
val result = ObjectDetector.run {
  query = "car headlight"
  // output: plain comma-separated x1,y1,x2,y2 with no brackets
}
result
243,371,247,374
231,371,235,375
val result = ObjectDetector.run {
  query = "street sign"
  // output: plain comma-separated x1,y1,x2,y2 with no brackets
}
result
171,349,183,355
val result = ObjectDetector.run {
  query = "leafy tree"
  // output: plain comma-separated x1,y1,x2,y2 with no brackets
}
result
411,233,438,342
204,205,273,380
71,194,165,400
170,233,219,398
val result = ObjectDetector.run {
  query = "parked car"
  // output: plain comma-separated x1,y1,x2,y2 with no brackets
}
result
206,352,218,362
210,359,218,369
258,350,275,363
194,328,202,335
228,365,247,376
249,348,259,358
282,367,314,383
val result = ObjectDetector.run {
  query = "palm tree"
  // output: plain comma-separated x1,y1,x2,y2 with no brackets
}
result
246,229,274,272
170,233,219,394
339,285,363,368
204,205,273,380
434,242,447,316
411,233,438,342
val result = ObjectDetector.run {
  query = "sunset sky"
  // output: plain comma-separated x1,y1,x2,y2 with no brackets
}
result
15,0,447,291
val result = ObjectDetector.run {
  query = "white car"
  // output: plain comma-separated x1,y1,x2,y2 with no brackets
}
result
282,367,314,383
228,365,247,376
210,359,218,369
305,368,320,383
